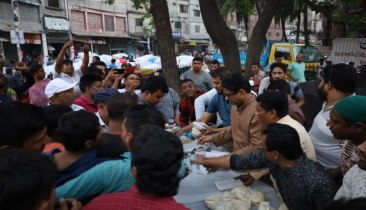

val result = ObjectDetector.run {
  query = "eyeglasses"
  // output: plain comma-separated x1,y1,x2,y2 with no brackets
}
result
224,91,238,98
259,144,268,151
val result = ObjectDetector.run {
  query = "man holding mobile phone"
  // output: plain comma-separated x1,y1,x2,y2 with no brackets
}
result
54,40,90,98
118,73,141,94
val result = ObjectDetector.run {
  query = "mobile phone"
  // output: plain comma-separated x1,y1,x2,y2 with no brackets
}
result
115,69,125,74
136,78,147,90
125,67,134,73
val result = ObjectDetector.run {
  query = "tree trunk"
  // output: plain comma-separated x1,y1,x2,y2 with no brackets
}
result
150,0,180,92
281,16,288,42
244,0,283,78
243,14,250,43
304,6,309,45
199,0,241,72
296,11,301,43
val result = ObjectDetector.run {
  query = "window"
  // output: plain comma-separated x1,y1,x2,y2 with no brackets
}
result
195,25,200,33
135,18,143,27
175,21,181,29
267,32,271,36
104,15,114,32
48,0,60,8
194,10,200,17
276,32,280,37
180,5,188,13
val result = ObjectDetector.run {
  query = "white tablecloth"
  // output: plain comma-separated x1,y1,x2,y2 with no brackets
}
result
174,170,283,210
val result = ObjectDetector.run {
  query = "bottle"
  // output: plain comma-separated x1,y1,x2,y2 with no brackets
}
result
168,119,174,128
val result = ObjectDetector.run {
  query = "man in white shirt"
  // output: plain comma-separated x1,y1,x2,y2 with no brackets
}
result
45,78,84,111
308,64,357,172
54,40,90,97
327,96,366,200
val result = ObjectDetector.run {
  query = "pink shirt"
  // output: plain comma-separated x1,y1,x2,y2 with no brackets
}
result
29,78,50,107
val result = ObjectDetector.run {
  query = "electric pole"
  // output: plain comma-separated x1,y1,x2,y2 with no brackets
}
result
11,0,22,61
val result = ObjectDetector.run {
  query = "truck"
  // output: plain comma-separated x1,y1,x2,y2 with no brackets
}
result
329,38,366,67
212,40,321,79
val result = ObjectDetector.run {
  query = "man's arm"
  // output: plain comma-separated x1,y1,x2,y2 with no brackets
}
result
294,85,305,107
287,69,298,82
80,44,90,73
194,89,217,119
12,63,35,96
193,150,267,171
173,112,216,135
55,40,73,75
297,96,305,107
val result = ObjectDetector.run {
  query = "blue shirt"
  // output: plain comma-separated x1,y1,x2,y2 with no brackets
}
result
44,148,112,186
107,63,118,68
206,94,232,127
55,152,187,201
263,81,303,100
55,153,134,201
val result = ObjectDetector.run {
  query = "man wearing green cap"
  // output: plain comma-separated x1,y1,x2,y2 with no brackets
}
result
308,64,358,173
327,95,366,199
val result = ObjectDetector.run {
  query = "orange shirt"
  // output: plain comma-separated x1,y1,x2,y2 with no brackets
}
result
43,142,65,153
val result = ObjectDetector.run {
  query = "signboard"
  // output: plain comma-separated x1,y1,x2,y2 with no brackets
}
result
45,17,70,31
24,33,42,44
331,38,366,66
10,30,25,44
173,31,182,38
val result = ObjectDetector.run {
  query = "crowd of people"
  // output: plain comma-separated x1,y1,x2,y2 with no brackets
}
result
0,40,366,210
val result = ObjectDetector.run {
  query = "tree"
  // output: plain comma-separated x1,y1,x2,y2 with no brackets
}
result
131,0,180,92
199,0,242,72
244,0,284,78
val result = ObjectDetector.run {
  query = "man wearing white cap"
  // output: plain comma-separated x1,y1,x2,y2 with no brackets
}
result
45,78,84,111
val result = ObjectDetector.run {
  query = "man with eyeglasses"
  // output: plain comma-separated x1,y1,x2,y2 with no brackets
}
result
198,72,263,154
308,64,358,177
193,123,337,210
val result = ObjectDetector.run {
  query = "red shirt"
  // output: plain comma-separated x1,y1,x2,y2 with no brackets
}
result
74,94,98,113
179,90,206,126
83,185,190,210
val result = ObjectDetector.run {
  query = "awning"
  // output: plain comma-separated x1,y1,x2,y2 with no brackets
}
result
71,31,131,38
130,32,151,38
190,39,211,44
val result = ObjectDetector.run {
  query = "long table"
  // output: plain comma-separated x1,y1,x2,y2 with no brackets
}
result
174,170,283,210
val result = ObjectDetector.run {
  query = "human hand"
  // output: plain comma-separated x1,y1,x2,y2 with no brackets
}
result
134,63,141,74
106,68,117,79
83,43,90,53
172,128,184,136
292,77,298,82
198,135,214,144
14,62,28,71
234,174,255,186
191,154,205,165
63,40,74,49
59,198,82,210
201,125,215,135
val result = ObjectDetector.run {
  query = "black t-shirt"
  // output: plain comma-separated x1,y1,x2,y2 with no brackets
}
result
136,45,145,51
97,133,128,159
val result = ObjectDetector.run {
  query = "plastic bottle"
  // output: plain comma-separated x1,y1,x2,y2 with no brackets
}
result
168,118,175,128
